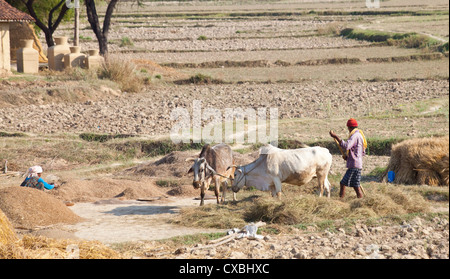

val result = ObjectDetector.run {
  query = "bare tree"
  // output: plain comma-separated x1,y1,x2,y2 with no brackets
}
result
84,0,119,58
9,0,70,47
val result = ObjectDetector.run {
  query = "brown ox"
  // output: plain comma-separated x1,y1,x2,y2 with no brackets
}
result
187,143,236,206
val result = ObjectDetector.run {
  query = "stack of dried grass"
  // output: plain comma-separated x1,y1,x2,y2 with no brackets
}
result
245,195,350,225
382,136,449,186
0,209,17,245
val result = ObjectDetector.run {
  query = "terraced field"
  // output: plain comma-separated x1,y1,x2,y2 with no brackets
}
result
49,0,449,85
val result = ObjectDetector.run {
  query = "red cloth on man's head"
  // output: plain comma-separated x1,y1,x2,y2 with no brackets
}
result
347,118,358,127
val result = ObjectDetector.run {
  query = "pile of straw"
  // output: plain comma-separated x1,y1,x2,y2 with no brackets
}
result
243,184,429,225
382,136,449,186
0,209,17,245
0,234,121,259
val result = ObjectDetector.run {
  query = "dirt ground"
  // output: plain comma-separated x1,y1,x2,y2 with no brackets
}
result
143,214,449,259
0,80,448,136
59,197,222,244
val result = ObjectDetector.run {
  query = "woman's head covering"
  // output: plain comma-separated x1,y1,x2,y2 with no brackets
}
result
26,166,43,178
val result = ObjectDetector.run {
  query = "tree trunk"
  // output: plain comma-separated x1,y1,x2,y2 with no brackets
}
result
44,30,55,47
84,0,119,58
98,36,108,59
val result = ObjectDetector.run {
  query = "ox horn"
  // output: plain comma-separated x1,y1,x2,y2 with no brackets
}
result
226,165,238,171
206,163,230,179
185,158,196,162
205,164,217,174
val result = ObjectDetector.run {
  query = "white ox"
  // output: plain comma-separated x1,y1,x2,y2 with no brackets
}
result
230,144,332,198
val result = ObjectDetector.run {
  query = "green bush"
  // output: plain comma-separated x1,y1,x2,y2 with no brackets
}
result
341,28,414,43
341,28,441,50
120,37,134,47
111,140,204,158
79,133,135,143
438,42,449,52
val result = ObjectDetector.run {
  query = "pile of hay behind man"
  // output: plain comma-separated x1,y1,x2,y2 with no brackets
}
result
382,136,449,186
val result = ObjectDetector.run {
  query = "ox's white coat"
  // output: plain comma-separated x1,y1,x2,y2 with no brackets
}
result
232,144,332,198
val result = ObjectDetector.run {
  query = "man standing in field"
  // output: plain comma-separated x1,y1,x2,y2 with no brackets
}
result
329,118,367,198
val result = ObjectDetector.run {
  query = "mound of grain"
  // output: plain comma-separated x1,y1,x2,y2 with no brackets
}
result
0,187,82,229
51,177,166,202
382,136,449,186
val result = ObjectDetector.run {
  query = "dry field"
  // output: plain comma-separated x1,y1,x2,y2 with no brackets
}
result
0,0,449,260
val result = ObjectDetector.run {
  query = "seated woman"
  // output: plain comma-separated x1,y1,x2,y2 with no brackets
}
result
20,166,57,190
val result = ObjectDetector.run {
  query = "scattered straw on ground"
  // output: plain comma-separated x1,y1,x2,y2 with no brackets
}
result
0,234,121,259
175,183,432,228
1,206,120,259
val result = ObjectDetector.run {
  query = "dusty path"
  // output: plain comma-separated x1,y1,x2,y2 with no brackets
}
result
60,197,222,244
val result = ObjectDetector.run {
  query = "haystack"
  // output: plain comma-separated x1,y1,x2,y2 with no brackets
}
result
0,208,17,245
382,136,449,186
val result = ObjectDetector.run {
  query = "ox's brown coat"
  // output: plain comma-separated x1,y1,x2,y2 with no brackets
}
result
189,143,235,206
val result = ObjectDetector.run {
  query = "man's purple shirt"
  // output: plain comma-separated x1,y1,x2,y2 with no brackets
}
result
340,130,365,169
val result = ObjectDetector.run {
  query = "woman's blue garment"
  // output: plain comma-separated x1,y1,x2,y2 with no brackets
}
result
21,177,54,190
